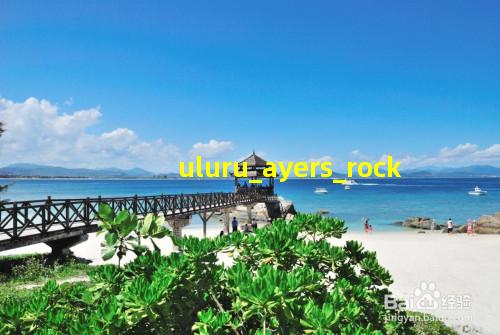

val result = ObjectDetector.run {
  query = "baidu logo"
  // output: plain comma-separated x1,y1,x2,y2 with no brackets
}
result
385,281,472,311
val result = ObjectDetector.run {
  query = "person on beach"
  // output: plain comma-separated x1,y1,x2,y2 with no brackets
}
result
467,219,474,235
447,218,454,234
251,218,258,231
364,219,372,233
243,223,251,234
231,217,239,233
431,219,436,231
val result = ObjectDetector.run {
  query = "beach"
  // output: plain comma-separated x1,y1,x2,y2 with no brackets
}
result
2,226,499,334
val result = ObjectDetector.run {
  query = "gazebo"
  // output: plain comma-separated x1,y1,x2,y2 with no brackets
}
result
234,151,275,195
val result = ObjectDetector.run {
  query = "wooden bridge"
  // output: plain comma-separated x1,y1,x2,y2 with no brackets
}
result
0,192,278,254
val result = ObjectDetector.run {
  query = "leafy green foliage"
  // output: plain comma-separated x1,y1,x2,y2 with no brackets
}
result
97,204,170,266
0,211,453,334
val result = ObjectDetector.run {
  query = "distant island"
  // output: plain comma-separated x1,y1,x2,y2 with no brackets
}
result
0,163,157,179
0,163,499,179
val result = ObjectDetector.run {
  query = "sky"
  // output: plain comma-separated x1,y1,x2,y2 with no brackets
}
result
0,0,499,172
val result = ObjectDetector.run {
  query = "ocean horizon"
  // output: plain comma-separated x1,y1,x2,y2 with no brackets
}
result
2,177,498,232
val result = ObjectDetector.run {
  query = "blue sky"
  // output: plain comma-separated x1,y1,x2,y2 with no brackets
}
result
0,1,499,172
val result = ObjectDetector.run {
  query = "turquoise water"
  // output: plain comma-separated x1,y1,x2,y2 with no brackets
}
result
1,178,499,231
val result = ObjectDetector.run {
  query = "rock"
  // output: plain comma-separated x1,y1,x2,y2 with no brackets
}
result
441,214,500,234
398,217,442,230
317,209,330,215
471,214,500,234
221,197,296,225
278,197,296,216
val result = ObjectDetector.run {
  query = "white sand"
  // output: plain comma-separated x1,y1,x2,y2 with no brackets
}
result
2,228,499,334
332,231,500,334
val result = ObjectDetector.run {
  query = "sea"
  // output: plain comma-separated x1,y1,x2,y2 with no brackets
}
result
1,178,499,232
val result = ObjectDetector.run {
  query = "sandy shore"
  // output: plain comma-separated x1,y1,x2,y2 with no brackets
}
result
2,227,499,334
332,231,500,334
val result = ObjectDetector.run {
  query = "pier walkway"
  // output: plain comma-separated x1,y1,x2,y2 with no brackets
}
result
0,192,277,253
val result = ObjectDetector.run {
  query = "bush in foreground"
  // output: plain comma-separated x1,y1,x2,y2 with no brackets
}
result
1,210,416,334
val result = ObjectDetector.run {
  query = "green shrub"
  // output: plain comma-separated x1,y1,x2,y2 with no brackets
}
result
11,256,51,282
0,209,435,334
408,312,459,335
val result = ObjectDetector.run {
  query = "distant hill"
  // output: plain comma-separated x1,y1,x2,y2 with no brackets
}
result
0,163,498,179
0,163,154,178
401,165,500,178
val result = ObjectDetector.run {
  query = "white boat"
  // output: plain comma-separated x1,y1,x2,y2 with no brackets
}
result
344,185,351,190
314,187,328,194
468,186,487,196
343,179,358,186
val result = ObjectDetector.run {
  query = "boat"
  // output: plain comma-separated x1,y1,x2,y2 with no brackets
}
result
344,185,351,190
468,186,487,196
343,179,358,186
314,187,328,194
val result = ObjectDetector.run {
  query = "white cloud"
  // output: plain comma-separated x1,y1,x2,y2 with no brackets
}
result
472,144,500,160
0,97,181,172
307,155,334,163
380,143,500,168
190,139,234,158
350,149,369,160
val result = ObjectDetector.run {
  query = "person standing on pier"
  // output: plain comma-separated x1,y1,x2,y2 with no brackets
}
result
232,217,239,233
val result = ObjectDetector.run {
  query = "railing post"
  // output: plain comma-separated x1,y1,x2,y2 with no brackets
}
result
41,198,47,234
133,194,138,214
46,196,52,233
85,197,90,226
65,200,70,231
12,202,18,239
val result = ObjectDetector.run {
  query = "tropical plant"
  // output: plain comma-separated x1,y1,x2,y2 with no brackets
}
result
0,211,432,334
97,204,169,266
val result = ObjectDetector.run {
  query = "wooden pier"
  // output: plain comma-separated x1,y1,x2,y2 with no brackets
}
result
0,192,277,253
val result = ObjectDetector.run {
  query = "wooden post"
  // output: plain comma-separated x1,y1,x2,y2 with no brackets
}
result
46,196,52,233
12,202,18,239
199,212,214,238
84,197,90,225
65,200,70,231
133,194,138,214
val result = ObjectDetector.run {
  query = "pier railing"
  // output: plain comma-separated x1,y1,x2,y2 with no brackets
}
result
0,192,274,249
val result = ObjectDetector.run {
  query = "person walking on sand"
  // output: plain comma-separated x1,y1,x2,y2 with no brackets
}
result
231,217,239,233
447,218,454,234
431,219,436,231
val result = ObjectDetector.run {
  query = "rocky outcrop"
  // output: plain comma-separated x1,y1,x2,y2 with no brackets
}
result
455,213,500,234
396,213,500,234
222,197,296,225
395,217,442,230
278,197,296,217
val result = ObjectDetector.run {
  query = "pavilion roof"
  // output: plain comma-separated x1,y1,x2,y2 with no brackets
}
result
239,151,267,168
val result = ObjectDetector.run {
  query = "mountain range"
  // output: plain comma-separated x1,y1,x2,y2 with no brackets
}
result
0,164,154,178
0,163,499,179
400,165,500,178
